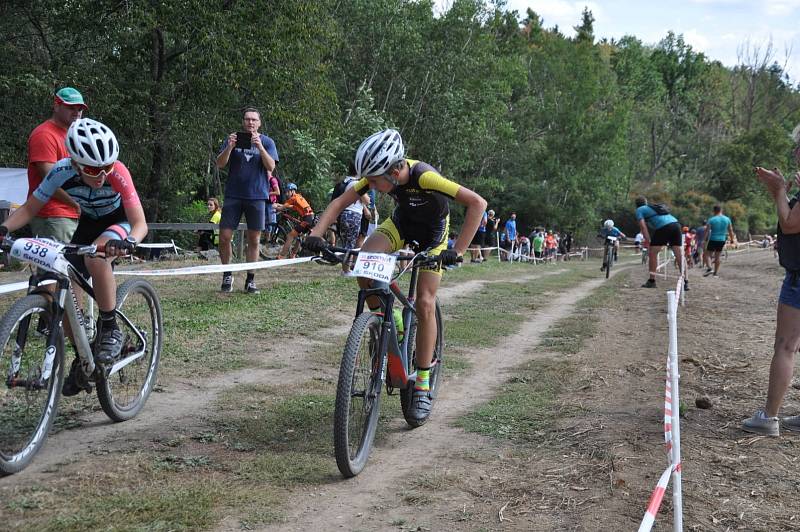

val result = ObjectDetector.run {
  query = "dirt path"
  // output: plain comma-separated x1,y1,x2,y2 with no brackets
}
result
4,268,565,480
228,269,622,532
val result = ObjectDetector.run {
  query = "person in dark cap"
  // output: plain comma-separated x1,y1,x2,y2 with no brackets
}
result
26,87,88,243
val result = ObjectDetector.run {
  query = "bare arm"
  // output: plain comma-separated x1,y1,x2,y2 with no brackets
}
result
755,167,800,234
215,133,237,169
452,187,487,256
638,219,651,243
2,196,46,233
123,202,149,244
252,134,276,172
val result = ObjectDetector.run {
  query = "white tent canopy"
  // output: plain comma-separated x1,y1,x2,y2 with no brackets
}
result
0,168,28,206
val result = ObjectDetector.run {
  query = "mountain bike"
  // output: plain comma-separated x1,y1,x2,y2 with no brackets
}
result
0,235,162,475
600,235,618,278
260,212,336,259
313,244,449,477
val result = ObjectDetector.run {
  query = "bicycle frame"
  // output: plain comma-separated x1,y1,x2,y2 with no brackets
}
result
6,239,148,389
352,257,423,392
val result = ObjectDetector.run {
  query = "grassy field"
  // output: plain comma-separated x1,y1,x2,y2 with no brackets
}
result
0,255,623,529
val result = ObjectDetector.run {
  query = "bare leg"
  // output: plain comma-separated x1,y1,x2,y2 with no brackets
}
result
765,303,800,416
414,272,441,368
246,229,260,273
219,228,234,265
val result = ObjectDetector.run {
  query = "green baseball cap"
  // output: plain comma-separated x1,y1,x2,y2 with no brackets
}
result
54,87,87,109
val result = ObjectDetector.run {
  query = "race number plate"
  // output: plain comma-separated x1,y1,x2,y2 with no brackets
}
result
10,238,69,275
351,252,396,283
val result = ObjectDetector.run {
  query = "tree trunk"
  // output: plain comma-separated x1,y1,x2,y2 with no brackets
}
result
147,27,167,221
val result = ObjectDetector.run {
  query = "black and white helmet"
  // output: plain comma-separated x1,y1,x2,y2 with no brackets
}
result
354,128,405,178
66,118,119,166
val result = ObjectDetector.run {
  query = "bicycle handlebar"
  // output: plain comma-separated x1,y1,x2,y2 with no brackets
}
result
0,235,121,257
311,243,450,269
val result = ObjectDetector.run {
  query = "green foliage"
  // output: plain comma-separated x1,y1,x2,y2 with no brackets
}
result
1,1,799,234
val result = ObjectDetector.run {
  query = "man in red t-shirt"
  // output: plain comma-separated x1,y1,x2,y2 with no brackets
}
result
26,87,87,242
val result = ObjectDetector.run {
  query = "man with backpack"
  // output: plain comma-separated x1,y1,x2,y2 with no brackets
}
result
635,196,686,290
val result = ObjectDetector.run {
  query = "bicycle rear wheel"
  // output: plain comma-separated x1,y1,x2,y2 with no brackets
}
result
260,224,287,259
0,294,63,475
333,311,383,477
96,279,162,422
401,299,444,427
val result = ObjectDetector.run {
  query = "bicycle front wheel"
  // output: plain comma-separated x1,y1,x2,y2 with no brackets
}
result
333,311,383,478
400,299,444,427
605,247,612,278
0,294,64,475
96,279,162,422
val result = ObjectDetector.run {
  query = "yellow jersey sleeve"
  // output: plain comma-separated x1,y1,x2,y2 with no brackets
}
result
418,170,461,199
354,178,370,196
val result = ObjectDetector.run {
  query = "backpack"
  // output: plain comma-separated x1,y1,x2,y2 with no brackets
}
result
330,177,353,203
271,171,287,204
648,203,671,216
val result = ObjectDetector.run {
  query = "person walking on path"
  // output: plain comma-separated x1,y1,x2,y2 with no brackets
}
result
503,212,518,261
743,147,800,436
26,87,88,243
635,196,686,290
703,205,735,278
216,107,279,294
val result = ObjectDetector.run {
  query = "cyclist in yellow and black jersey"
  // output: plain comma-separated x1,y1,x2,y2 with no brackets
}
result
306,129,486,423
351,158,459,255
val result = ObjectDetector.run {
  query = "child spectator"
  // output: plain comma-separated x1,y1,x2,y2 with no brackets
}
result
275,183,314,259
198,197,222,251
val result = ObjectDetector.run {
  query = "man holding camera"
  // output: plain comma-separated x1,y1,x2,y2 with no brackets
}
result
216,107,279,293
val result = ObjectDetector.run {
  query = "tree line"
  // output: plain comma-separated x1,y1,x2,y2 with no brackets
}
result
1,0,798,239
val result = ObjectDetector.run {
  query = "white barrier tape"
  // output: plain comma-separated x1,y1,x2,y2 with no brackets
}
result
0,279,56,296
114,256,314,276
0,281,34,295
638,464,675,532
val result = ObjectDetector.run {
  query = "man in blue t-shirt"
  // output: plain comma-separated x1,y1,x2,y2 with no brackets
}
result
635,196,686,289
215,107,279,294
703,205,735,278
503,212,518,261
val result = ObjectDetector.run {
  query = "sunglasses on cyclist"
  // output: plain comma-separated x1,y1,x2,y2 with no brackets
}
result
77,163,115,178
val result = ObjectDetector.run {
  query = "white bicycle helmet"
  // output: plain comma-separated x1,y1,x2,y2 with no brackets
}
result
354,128,405,178
66,118,119,167
604,219,614,229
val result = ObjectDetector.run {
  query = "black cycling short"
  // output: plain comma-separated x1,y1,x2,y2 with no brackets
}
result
471,230,485,247
650,222,682,247
68,208,130,278
707,239,726,252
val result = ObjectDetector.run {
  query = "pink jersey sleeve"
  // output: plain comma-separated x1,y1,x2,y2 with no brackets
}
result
109,162,142,210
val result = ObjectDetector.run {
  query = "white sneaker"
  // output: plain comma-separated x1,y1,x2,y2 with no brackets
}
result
742,409,779,436
781,415,800,432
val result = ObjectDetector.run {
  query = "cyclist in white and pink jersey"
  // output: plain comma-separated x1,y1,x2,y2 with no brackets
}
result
0,118,148,395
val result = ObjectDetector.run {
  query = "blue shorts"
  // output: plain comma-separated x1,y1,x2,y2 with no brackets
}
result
220,198,266,231
779,272,800,310
265,202,277,225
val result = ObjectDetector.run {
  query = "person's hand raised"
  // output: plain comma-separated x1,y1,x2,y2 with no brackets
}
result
251,132,263,150
755,166,787,197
